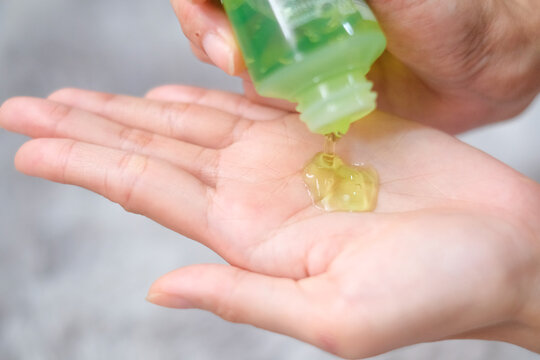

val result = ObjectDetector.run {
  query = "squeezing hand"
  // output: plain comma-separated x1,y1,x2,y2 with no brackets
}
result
171,0,540,132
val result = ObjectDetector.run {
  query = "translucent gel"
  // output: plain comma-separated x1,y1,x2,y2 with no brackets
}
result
303,135,379,212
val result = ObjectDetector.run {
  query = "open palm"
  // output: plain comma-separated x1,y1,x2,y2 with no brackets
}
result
1,86,539,358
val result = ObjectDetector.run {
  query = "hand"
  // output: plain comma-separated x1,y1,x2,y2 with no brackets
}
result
172,0,540,133
1,86,539,358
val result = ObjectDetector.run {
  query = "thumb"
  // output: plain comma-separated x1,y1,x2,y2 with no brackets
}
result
146,264,332,352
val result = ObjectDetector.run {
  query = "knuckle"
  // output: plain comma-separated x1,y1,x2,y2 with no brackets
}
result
213,271,246,324
48,102,73,122
159,102,191,138
114,152,150,212
44,102,74,136
118,152,149,177
100,92,119,112
310,301,374,359
313,327,342,357
99,91,117,103
228,117,253,145
214,303,242,324
47,87,78,101
145,85,173,98
194,147,219,185
145,85,202,100
118,127,155,152
314,323,367,359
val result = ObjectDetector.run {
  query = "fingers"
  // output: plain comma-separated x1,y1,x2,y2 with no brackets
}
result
48,88,253,149
170,0,244,75
147,264,338,354
1,97,219,185
15,138,214,242
145,85,289,120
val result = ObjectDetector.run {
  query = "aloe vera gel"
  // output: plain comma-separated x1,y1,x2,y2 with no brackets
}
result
303,135,379,212
222,0,386,134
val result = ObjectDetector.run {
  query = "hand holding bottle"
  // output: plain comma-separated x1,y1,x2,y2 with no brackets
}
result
171,0,540,133
1,86,540,357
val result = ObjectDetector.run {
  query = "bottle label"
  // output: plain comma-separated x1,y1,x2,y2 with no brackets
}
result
265,0,377,29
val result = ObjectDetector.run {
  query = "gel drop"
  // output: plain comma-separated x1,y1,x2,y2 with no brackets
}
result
303,135,379,212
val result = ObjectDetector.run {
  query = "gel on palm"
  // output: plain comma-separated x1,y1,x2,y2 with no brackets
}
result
222,0,387,135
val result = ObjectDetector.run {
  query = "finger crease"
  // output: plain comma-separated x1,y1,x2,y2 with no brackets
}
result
59,140,77,184
115,152,150,212
49,103,73,137
118,127,155,153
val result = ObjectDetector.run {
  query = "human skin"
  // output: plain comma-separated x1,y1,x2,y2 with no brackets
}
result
171,0,540,133
1,86,539,358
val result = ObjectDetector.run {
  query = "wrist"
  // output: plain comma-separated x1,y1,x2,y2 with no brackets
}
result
512,261,540,352
515,247,540,352
506,181,540,352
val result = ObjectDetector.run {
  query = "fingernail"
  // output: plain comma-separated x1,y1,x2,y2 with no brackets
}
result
202,33,235,75
146,293,194,309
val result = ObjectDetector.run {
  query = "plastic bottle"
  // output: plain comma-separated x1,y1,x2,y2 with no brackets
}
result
222,0,387,135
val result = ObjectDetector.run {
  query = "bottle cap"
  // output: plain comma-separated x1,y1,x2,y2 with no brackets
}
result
295,71,376,135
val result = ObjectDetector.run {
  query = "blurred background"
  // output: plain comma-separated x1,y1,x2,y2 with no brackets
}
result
0,0,539,359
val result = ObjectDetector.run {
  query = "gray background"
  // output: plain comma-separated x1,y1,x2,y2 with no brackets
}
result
0,0,539,359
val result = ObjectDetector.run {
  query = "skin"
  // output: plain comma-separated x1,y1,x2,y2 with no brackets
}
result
172,0,540,133
1,86,539,358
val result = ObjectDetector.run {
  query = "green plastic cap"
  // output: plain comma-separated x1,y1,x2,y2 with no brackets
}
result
295,71,376,135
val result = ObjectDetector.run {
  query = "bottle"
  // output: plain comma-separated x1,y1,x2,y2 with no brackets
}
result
222,0,387,135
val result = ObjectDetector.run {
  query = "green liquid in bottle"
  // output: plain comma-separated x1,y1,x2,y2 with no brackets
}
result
222,0,386,135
